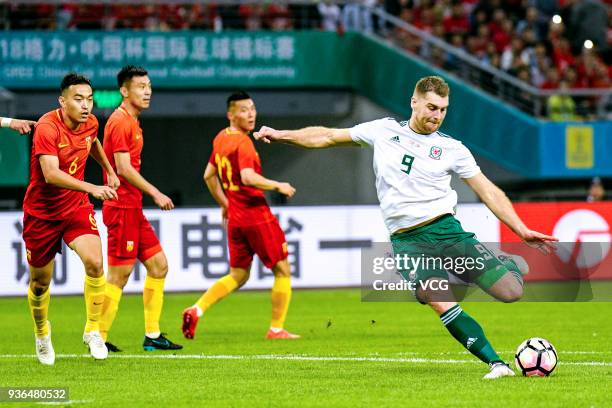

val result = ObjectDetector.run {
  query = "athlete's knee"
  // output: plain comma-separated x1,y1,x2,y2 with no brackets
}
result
107,268,131,288
230,268,250,286
271,259,291,278
82,256,104,277
496,284,523,303
146,254,168,279
29,271,52,294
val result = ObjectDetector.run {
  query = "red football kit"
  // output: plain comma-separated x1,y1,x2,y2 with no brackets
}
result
22,109,100,267
102,104,161,265
209,128,288,268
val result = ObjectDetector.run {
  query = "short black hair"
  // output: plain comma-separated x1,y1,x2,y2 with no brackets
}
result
227,91,251,110
60,73,92,94
117,65,148,88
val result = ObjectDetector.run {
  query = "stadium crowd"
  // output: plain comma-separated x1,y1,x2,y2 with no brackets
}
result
2,0,609,111
387,0,610,93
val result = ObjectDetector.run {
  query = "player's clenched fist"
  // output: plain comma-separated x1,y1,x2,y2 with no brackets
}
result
253,126,279,143
276,182,296,198
91,185,118,201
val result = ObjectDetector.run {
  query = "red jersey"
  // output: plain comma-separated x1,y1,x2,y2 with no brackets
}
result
209,128,274,227
102,104,144,208
23,109,97,221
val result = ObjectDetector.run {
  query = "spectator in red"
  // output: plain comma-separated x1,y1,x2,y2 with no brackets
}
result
488,8,507,37
540,66,561,89
552,37,576,73
590,61,610,88
266,4,292,31
187,4,217,30
564,66,587,88
469,24,490,56
443,2,470,35
239,4,265,30
492,18,513,52
72,4,105,29
414,7,435,32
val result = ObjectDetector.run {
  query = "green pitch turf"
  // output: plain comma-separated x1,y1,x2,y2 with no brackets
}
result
1,289,611,407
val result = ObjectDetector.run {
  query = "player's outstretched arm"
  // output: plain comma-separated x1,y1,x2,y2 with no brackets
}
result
464,173,558,251
39,155,118,201
253,126,358,148
90,139,120,190
240,168,296,198
115,151,174,210
1,117,37,135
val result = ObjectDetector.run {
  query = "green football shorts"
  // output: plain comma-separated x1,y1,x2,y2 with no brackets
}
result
390,214,517,291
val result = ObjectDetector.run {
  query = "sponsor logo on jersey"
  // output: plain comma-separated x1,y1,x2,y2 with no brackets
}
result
389,136,400,143
429,146,442,160
126,241,134,252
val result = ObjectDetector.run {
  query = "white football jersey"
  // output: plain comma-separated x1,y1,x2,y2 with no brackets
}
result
350,118,481,233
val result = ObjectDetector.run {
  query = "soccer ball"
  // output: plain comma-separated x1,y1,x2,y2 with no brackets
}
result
515,338,558,377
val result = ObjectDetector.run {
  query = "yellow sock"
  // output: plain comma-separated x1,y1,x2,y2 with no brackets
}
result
270,276,292,329
28,287,50,337
195,274,239,314
84,275,106,333
143,276,165,336
99,283,123,341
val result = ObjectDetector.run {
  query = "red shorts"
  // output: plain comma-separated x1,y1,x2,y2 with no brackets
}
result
102,206,161,266
23,204,99,268
228,219,288,269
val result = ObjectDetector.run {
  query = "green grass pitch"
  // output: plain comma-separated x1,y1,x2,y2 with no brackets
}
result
1,289,611,407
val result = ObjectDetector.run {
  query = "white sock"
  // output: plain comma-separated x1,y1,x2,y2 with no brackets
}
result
146,331,161,339
194,304,203,317
270,327,283,333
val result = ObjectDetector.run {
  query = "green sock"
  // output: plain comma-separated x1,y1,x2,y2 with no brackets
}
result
440,305,503,365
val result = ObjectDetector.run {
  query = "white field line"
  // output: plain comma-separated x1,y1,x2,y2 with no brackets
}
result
1,353,611,366
394,350,612,355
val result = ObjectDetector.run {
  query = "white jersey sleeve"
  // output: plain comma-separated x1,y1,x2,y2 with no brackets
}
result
451,143,481,178
349,119,389,147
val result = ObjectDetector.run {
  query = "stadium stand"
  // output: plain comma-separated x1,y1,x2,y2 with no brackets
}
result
1,0,609,119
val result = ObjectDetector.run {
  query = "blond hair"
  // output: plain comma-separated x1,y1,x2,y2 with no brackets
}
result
414,76,450,97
